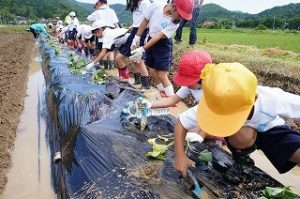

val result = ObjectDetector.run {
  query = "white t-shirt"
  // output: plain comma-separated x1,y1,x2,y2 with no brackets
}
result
179,86,300,132
143,1,179,38
77,25,92,40
176,86,202,102
55,25,63,33
102,28,129,49
87,5,119,28
132,0,151,27
68,17,80,31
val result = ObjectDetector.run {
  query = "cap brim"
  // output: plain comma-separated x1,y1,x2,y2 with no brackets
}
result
173,74,199,86
91,27,98,32
196,95,252,137
85,34,93,39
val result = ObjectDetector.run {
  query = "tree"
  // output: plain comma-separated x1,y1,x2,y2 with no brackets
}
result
255,24,268,30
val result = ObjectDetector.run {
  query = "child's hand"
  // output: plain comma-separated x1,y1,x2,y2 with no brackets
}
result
85,62,95,71
130,35,141,50
174,154,195,177
129,47,145,63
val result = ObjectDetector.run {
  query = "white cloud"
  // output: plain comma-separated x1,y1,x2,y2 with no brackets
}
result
76,0,300,14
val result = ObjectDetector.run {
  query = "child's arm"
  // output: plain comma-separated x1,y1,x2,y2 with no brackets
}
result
92,48,107,64
143,31,164,50
174,119,194,177
151,94,181,108
136,18,149,36
86,48,108,69
131,18,149,49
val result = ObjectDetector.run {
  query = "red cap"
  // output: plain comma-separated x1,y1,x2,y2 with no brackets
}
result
174,0,194,20
173,50,212,86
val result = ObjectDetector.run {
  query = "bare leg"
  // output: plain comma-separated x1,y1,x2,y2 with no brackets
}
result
109,52,114,61
149,69,160,86
228,126,257,149
135,61,149,76
115,53,126,69
157,71,171,88
289,148,300,167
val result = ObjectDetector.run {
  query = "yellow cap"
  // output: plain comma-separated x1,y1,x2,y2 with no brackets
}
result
196,63,257,137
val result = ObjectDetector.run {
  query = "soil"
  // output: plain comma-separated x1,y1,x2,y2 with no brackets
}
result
0,33,33,193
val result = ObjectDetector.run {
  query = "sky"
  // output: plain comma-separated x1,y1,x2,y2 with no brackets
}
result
76,0,300,14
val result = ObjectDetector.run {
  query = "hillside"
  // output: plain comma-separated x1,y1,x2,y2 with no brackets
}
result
200,4,253,20
0,0,299,29
0,0,88,21
258,3,300,18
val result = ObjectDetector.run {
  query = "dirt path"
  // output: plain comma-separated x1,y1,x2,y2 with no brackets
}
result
0,33,33,193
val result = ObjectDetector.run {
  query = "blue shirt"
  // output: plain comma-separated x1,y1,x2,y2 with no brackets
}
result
30,23,49,36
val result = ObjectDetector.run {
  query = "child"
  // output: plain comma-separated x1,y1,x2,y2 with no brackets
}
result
129,0,194,97
76,24,95,59
28,23,49,39
88,0,120,70
67,11,80,47
174,63,300,183
114,0,151,89
149,50,211,108
87,0,119,28
85,21,129,71
142,50,218,143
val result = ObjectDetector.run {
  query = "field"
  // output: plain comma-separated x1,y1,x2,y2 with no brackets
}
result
0,25,28,33
182,28,300,53
0,30,33,193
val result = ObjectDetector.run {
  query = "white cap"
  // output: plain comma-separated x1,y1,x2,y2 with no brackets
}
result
69,11,76,17
91,20,106,31
57,21,63,26
83,28,93,39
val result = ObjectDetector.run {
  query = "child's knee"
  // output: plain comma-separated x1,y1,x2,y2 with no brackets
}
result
158,71,168,80
228,126,257,149
290,148,300,164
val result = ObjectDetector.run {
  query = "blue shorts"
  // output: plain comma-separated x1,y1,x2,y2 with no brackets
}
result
96,40,103,51
256,125,300,173
119,27,148,57
69,28,78,40
145,37,173,71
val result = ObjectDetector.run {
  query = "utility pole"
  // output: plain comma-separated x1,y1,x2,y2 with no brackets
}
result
272,17,275,29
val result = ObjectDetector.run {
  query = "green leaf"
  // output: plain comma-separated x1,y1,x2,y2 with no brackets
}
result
91,69,108,84
146,138,174,161
198,149,213,162
262,186,298,199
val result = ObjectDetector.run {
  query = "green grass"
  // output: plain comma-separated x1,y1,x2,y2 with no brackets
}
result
0,25,28,33
182,28,300,53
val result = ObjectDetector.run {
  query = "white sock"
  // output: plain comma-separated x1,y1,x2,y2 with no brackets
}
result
164,85,174,97
156,83,164,91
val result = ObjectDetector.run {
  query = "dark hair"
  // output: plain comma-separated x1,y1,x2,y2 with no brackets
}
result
126,0,141,12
